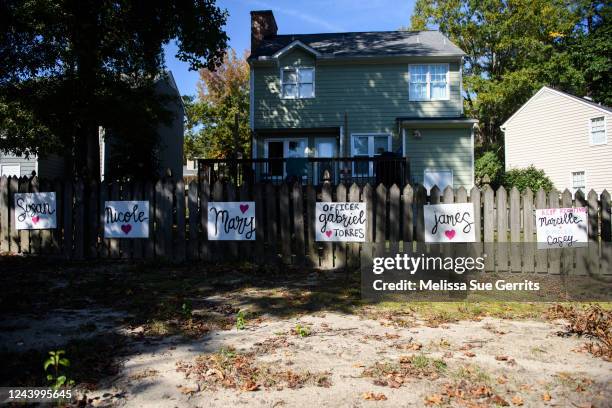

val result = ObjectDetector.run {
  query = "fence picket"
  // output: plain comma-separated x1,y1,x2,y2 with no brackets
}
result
509,187,521,272
265,183,278,264
522,188,535,273
87,180,99,258
306,184,317,266
547,190,560,274
535,189,548,273
19,177,30,254
187,181,199,261
348,183,361,268
62,181,73,259
483,186,495,272
239,183,253,262
335,183,348,269
389,184,400,255
587,190,600,275
561,190,574,274
321,183,333,269
601,190,611,276
175,179,186,262
109,182,120,258
212,181,224,262
415,185,426,243
119,182,130,259
0,176,8,253
364,184,374,243
199,181,210,261
279,183,291,264
292,183,305,265
254,183,266,264
144,181,155,259
29,177,41,254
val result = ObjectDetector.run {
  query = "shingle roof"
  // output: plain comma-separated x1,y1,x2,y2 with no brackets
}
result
548,87,612,113
249,30,465,60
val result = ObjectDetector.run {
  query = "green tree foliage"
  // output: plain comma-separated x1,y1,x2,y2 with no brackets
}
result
184,50,250,159
503,166,555,192
570,3,611,106
0,0,228,179
410,0,608,147
475,151,504,189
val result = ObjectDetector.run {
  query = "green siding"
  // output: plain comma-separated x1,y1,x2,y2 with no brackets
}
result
404,127,473,188
253,51,463,149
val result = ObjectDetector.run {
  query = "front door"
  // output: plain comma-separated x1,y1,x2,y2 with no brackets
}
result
315,138,337,184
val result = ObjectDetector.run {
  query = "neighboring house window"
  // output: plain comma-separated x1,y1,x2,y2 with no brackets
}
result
571,171,586,194
409,64,449,101
281,67,314,99
351,134,391,176
589,116,607,145
1,163,20,177
424,169,453,192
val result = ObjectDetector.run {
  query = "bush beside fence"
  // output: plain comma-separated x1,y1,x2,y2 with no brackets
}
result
0,176,610,274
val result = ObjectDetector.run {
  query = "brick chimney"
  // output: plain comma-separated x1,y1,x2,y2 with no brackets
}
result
251,10,277,52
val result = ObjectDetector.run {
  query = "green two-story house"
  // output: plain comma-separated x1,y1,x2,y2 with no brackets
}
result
248,10,476,189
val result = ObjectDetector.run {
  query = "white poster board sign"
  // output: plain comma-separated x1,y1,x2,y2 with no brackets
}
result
104,201,149,238
207,202,256,241
315,202,366,242
536,207,588,249
424,203,476,243
14,192,57,230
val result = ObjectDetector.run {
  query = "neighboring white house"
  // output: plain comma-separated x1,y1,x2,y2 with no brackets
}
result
501,86,612,194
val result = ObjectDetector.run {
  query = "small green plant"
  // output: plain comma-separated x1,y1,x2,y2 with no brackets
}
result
44,350,75,389
294,324,311,337
236,310,246,330
181,300,193,319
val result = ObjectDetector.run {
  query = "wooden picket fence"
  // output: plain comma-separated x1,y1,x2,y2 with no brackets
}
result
0,175,610,274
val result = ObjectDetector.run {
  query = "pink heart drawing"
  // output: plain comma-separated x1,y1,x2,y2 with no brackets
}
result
325,230,333,238
31,216,40,224
444,229,456,240
240,204,249,214
121,224,132,235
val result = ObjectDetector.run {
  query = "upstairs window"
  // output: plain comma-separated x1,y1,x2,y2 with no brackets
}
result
281,67,314,99
590,116,607,145
409,64,449,101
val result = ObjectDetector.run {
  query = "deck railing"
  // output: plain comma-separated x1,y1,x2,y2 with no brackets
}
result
196,156,410,187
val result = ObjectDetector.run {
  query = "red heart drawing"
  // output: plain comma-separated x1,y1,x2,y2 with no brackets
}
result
240,204,249,214
325,230,333,238
31,216,40,224
444,230,456,240
121,224,132,235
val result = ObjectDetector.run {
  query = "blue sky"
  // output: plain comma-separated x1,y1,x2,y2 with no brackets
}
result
164,0,417,97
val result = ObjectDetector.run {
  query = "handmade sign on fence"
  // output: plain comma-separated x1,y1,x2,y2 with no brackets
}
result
14,192,57,230
316,202,366,242
104,201,150,238
424,203,476,242
207,202,256,240
536,207,588,249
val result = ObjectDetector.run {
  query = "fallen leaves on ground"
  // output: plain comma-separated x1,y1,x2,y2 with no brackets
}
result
542,392,552,401
176,348,332,391
361,355,447,387
362,392,387,401
511,395,524,406
546,304,611,360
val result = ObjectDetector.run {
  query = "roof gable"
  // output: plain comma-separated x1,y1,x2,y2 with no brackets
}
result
272,40,321,59
501,86,611,130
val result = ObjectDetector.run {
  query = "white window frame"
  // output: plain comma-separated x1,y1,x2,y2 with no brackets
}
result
1,163,20,177
408,63,450,101
589,116,607,145
423,168,454,193
570,170,587,195
280,66,315,99
350,133,392,177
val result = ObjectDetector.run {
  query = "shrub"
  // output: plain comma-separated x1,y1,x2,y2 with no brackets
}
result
475,151,504,188
503,166,554,192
